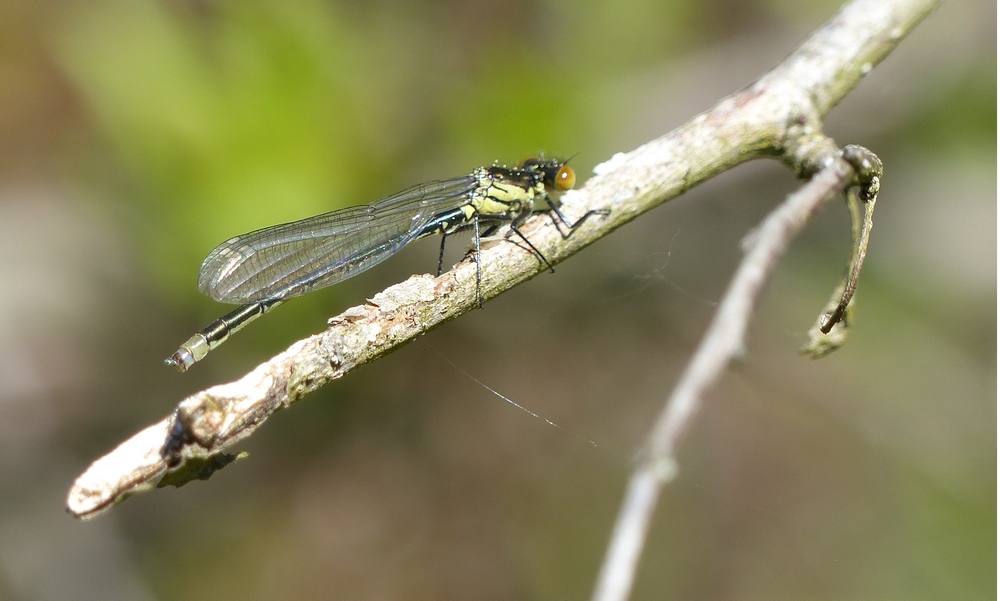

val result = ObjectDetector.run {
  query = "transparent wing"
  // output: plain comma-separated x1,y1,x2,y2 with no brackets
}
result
198,176,478,304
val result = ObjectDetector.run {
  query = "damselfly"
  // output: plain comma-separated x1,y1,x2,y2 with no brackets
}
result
165,157,604,371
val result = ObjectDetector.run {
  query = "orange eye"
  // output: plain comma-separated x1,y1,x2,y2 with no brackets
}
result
555,165,576,190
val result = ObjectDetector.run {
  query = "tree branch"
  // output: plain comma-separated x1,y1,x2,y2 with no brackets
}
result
67,0,939,523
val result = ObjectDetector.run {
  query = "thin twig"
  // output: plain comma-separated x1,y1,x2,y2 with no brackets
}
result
591,154,860,601
802,146,883,357
67,0,939,519
820,146,883,333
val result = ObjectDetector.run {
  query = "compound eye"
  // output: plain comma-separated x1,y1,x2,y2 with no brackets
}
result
554,165,576,190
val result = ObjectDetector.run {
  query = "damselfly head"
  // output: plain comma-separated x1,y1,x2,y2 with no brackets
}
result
519,157,576,192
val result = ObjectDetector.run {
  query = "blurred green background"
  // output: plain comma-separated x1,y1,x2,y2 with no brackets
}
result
0,0,994,599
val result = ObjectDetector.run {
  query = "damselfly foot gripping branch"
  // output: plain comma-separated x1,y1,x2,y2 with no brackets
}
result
166,157,605,371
